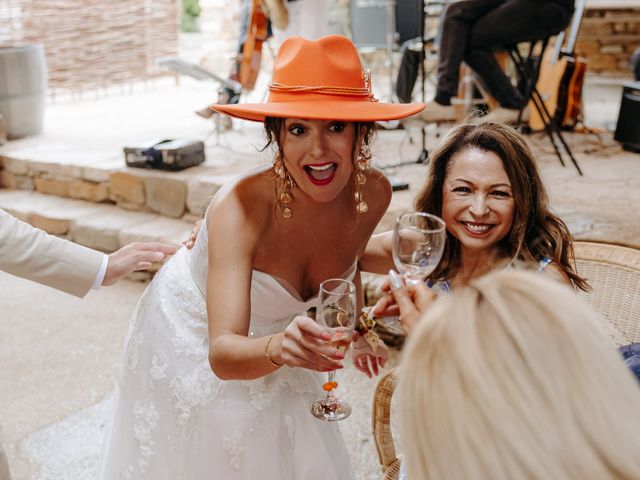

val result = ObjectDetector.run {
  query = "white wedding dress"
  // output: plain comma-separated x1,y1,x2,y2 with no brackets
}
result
97,219,353,479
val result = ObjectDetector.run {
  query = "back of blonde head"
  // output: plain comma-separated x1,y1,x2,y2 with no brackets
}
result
399,269,640,480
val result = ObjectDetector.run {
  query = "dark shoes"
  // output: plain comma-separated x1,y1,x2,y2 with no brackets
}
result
195,106,215,119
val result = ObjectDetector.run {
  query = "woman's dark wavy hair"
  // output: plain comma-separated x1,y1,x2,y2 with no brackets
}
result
414,122,588,290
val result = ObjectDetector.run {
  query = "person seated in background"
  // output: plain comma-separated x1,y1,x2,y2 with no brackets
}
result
410,0,575,124
397,268,640,479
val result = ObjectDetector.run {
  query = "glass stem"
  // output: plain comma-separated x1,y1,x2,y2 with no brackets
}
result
326,370,336,400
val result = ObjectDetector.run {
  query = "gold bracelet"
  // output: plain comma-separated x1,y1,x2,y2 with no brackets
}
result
265,334,283,367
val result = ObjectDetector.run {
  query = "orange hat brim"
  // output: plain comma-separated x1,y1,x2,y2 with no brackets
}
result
213,100,425,123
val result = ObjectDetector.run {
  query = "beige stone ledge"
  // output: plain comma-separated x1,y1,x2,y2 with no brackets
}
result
143,176,187,218
587,0,640,9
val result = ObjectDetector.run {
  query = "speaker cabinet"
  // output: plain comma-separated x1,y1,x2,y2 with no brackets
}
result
614,81,640,153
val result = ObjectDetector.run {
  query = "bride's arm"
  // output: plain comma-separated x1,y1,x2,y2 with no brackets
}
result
358,231,394,274
205,193,345,381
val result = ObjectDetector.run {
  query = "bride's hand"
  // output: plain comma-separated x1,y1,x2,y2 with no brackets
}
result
352,336,388,378
276,315,347,372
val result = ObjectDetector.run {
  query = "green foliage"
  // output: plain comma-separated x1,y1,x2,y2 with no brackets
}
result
181,0,201,33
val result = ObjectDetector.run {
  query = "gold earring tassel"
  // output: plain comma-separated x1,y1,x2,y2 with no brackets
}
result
274,154,293,219
354,143,371,214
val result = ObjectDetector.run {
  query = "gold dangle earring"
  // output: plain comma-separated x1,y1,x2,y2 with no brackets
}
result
354,143,372,213
274,153,293,219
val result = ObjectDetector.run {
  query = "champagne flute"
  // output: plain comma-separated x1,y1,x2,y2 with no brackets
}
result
392,211,446,285
375,212,446,330
311,278,357,421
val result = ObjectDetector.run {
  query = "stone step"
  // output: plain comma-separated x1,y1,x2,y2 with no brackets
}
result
0,189,195,253
0,134,264,221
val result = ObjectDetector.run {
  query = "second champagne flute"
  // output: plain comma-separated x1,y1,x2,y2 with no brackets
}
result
392,211,447,284
310,278,357,422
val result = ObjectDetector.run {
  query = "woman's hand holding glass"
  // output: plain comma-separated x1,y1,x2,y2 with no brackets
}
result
276,315,346,372
372,272,437,335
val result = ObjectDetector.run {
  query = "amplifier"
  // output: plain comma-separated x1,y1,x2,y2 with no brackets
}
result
614,81,640,153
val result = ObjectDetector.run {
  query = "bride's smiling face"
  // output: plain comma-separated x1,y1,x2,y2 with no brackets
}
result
281,118,357,204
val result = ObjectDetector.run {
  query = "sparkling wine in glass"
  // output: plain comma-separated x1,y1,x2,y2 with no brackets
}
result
392,211,446,284
311,278,357,422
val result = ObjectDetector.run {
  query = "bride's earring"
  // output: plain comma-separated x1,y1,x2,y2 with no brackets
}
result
354,143,371,214
274,153,294,219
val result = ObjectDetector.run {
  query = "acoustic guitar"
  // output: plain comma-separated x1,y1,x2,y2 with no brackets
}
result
239,0,269,91
529,0,587,131
556,55,587,129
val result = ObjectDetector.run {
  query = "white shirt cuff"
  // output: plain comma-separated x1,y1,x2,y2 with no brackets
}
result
91,254,109,290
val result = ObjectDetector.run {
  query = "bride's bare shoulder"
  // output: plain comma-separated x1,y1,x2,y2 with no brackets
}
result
205,165,274,231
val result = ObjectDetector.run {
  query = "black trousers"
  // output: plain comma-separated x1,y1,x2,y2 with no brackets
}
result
397,0,573,108
437,0,573,108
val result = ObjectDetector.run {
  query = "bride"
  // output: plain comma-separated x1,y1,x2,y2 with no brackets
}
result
97,35,423,480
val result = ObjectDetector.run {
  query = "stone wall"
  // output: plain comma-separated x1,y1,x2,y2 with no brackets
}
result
3,0,179,94
574,7,639,75
0,155,226,222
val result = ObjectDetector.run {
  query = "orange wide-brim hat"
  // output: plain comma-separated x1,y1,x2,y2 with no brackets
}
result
213,35,425,122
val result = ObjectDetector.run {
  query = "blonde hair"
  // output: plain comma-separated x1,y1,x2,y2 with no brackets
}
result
398,269,640,480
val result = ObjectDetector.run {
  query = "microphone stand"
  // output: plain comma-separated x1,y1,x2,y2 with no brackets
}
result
417,0,429,163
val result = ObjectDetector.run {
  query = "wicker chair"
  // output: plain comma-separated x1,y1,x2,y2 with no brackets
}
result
371,241,640,479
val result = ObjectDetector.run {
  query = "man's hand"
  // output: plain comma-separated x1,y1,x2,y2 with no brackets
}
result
102,242,178,286
183,219,203,249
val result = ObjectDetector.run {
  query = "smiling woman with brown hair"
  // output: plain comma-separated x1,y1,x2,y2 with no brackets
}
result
412,121,587,290
362,122,587,300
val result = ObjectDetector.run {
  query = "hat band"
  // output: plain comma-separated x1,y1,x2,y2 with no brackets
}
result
268,83,379,102
268,69,379,102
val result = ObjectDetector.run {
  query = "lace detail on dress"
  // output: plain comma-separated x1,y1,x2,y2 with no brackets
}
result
222,431,245,471
244,377,277,411
171,361,222,422
132,399,159,474
119,464,134,480
149,355,167,380
277,370,321,396
161,261,207,321
124,331,144,372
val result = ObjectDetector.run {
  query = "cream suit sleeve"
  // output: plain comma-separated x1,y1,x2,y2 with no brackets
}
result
0,209,104,298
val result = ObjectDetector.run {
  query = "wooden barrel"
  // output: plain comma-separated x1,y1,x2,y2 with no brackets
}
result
0,44,47,139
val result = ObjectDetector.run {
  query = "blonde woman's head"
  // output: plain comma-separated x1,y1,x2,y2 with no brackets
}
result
399,269,640,480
